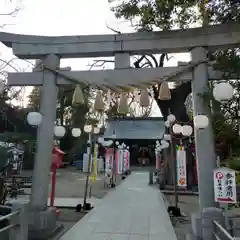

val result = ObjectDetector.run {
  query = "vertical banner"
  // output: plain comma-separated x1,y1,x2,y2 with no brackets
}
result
105,148,113,175
115,149,119,175
91,143,98,183
123,150,126,172
176,149,187,187
156,152,161,170
118,150,123,174
125,150,130,170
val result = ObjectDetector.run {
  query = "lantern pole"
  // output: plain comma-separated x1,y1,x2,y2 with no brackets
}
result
169,125,179,208
83,132,92,210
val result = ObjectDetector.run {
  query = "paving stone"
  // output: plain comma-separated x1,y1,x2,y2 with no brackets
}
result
59,172,177,240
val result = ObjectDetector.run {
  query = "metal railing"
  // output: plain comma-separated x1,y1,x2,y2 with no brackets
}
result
0,209,19,233
213,220,235,240
0,203,28,240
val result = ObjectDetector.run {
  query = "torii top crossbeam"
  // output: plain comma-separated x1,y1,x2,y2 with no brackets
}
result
0,23,239,59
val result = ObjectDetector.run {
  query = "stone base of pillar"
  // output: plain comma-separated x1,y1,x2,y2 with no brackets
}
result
189,207,226,240
191,212,203,239
28,207,63,240
185,233,199,240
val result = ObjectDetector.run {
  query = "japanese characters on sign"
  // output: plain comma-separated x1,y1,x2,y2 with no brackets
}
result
213,167,236,203
177,148,187,187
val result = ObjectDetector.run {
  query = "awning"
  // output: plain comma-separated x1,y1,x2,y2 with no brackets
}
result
103,117,165,140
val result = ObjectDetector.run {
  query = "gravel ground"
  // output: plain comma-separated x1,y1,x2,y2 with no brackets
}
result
164,194,198,240
22,167,122,199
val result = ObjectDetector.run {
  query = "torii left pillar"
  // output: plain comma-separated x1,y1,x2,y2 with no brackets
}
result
29,54,61,237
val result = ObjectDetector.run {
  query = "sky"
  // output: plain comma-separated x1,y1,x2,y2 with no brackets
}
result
0,0,191,116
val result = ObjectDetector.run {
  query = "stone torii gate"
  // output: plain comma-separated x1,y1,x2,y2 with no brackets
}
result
0,23,239,236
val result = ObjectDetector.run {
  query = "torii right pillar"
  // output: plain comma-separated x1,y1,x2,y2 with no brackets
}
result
191,47,216,210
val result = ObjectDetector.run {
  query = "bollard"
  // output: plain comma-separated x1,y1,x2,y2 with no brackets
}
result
148,169,154,185
158,171,165,189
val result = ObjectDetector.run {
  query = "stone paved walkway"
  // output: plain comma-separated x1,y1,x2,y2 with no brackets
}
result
59,172,177,240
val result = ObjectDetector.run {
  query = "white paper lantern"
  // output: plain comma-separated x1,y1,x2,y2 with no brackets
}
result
98,137,104,143
194,115,209,129
165,120,170,128
163,134,171,141
102,141,108,147
71,128,81,137
167,114,176,123
161,140,169,148
181,125,193,136
172,124,182,134
54,126,66,137
27,112,42,126
213,82,233,102
84,125,92,133
161,140,167,145
163,141,169,148
93,127,100,134
157,146,163,151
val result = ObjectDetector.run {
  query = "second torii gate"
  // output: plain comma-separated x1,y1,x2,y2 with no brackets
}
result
0,23,239,236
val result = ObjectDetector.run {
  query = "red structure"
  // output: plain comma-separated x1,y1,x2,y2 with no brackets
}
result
50,145,64,207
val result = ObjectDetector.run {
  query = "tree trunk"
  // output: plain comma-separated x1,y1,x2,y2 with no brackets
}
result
134,54,193,186
156,82,192,185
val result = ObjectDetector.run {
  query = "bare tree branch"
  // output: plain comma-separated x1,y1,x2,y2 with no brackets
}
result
0,7,20,16
105,24,121,34
88,59,114,70
0,1,22,28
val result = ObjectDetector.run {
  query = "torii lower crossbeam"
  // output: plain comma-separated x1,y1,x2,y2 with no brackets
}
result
8,66,222,87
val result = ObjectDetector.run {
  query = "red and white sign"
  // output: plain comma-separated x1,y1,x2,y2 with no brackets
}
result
123,150,130,171
177,149,187,187
215,172,224,180
213,167,236,203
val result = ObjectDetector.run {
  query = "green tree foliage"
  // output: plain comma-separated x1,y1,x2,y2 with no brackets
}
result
109,0,239,112
27,84,92,155
109,0,240,159
109,0,198,30
0,0,33,137
28,87,40,110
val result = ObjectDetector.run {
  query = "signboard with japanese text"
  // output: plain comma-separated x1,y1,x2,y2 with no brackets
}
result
123,150,130,172
213,167,236,203
117,150,124,174
105,148,113,175
176,149,187,187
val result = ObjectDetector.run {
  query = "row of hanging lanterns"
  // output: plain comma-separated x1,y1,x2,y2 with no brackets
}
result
71,79,234,116
72,82,172,113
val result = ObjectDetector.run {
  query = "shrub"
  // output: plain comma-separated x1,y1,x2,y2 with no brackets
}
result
228,159,240,171
236,173,240,184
